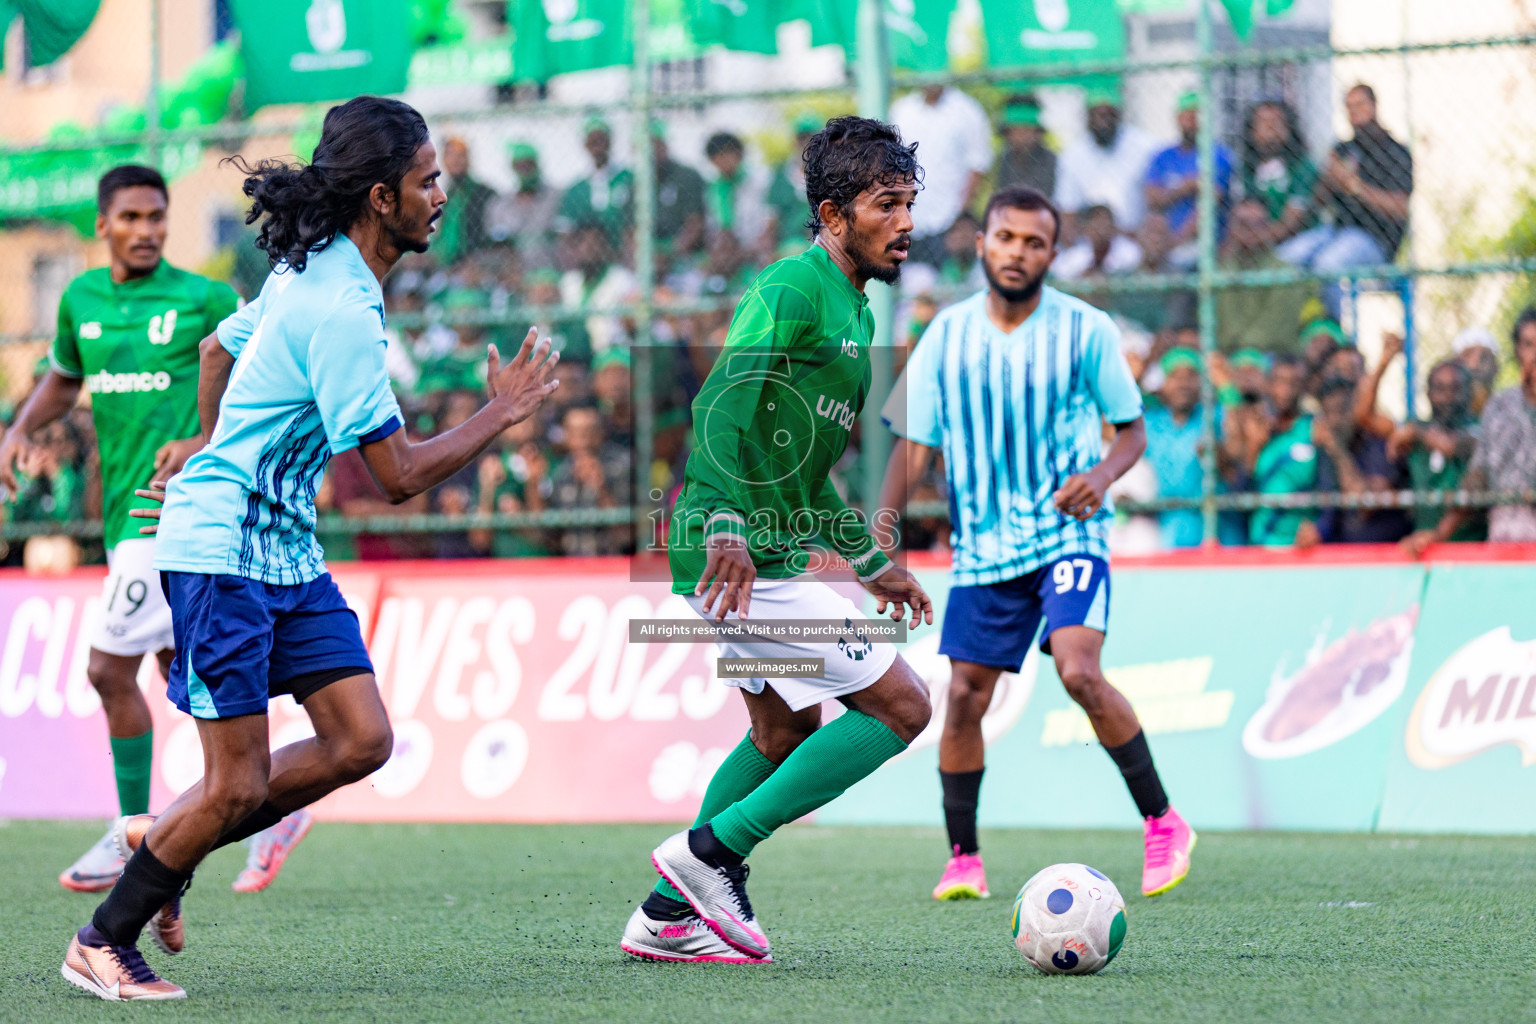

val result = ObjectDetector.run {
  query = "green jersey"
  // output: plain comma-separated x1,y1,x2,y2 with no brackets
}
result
1248,414,1318,546
50,261,240,549
669,246,891,593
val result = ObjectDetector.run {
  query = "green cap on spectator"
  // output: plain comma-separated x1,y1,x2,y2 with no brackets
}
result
582,114,610,137
507,140,538,162
593,347,632,372
1160,348,1201,374
1231,348,1271,371
1177,90,1200,112
1002,102,1042,127
650,118,667,139
1085,84,1120,108
1300,318,1350,347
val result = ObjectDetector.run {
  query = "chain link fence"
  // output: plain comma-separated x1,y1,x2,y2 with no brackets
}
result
1,2,1534,568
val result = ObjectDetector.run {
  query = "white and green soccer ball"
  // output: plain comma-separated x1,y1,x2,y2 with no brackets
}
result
1011,862,1127,975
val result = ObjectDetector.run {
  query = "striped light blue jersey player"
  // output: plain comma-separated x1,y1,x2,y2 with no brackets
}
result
882,286,1143,587
153,235,402,585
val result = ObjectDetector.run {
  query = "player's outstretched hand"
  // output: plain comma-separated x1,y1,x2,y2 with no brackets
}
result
1053,469,1108,521
129,486,165,536
865,564,933,630
696,533,756,622
488,328,560,425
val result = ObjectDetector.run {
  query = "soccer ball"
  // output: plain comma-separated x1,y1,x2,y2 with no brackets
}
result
1011,863,1127,975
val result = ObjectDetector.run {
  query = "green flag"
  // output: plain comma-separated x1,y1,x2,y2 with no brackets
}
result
981,0,1124,71
1219,0,1297,40
801,0,953,72
510,0,632,83
231,0,413,110
887,0,953,72
17,0,100,68
686,0,780,56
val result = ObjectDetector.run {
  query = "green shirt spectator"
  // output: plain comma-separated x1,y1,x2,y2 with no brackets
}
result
650,123,706,256
1238,100,1318,239
1248,355,1318,545
558,116,634,249
765,113,818,254
437,137,497,266
416,289,490,395
1249,413,1318,545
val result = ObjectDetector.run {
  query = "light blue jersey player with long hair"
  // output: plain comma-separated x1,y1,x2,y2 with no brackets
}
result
61,95,560,1002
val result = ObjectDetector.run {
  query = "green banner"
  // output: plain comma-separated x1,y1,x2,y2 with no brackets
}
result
232,0,413,110
0,138,203,231
815,560,1536,835
511,0,632,83
980,0,1124,72
408,37,513,87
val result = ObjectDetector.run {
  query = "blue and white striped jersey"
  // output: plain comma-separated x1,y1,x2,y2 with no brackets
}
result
883,286,1143,587
154,235,402,585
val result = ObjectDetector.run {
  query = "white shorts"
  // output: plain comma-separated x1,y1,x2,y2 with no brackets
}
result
686,576,898,713
91,537,176,657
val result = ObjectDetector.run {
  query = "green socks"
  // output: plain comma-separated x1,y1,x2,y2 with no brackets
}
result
653,732,778,903
110,731,153,816
709,709,906,858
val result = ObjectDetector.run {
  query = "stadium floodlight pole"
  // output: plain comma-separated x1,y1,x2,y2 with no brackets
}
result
1194,0,1219,545
631,0,658,556
856,0,896,541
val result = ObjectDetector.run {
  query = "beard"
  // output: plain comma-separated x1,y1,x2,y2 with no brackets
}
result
388,209,438,255
847,227,908,285
982,257,1047,304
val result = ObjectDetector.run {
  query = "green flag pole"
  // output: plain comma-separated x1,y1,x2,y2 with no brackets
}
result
857,0,894,540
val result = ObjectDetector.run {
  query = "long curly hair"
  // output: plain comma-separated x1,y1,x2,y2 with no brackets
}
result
227,96,430,272
802,115,923,237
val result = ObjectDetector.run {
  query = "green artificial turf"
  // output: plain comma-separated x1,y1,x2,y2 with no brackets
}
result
4,820,1534,1023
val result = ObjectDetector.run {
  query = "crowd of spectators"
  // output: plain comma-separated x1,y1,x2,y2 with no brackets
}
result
1116,313,1536,552
4,78,1533,563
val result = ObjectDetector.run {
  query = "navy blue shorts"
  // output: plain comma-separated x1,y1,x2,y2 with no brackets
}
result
939,555,1111,672
163,571,373,719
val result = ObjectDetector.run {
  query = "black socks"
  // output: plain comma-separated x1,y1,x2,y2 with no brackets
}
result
640,890,692,920
688,823,744,869
91,842,192,947
939,769,984,855
211,802,287,851
1104,730,1170,819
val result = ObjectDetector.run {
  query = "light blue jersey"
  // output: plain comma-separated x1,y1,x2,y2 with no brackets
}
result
154,235,403,585
883,286,1143,587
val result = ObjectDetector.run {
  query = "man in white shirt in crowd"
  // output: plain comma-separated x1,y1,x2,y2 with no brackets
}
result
890,85,993,274
1053,204,1143,280
1055,85,1159,239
